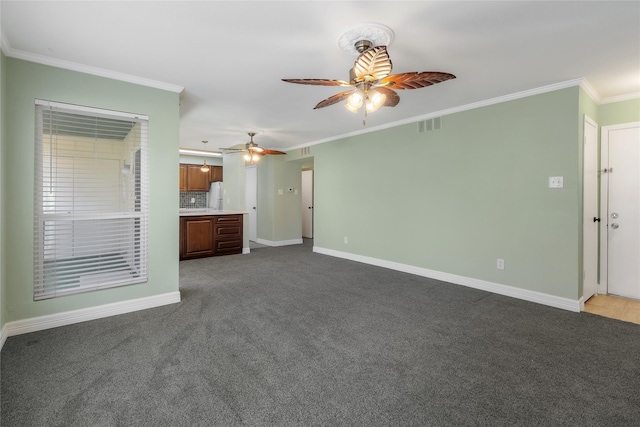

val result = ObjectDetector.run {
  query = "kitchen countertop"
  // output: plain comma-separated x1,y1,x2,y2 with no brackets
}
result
179,209,248,217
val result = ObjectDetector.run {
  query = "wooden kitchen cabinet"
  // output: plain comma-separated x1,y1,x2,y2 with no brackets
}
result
209,166,223,182
180,214,243,260
213,214,243,256
179,164,187,191
180,216,215,259
186,164,210,191
179,163,223,191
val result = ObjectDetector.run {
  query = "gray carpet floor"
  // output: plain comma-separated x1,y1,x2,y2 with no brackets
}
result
2,239,639,426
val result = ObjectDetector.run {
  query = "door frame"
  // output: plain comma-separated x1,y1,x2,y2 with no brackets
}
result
245,165,257,242
301,169,314,238
599,121,640,294
582,114,598,303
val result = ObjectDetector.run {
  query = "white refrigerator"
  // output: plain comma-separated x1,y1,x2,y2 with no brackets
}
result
208,181,223,210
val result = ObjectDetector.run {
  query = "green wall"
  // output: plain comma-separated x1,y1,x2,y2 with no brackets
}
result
257,156,302,243
221,153,250,248
313,87,582,300
4,58,180,322
223,153,302,245
257,159,275,240
599,98,640,126
222,153,246,211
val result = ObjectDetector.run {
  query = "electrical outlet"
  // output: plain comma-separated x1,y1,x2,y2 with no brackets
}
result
344,237,349,244
497,258,505,270
549,176,564,188
190,197,195,204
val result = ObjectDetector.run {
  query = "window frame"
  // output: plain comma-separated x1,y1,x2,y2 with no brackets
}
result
33,99,149,300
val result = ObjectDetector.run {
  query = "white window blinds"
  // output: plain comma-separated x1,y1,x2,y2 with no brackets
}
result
33,100,149,300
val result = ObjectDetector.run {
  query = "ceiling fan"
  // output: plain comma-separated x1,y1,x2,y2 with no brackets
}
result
282,26,456,124
221,132,286,164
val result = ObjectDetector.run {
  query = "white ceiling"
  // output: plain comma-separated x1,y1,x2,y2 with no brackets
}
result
2,1,639,152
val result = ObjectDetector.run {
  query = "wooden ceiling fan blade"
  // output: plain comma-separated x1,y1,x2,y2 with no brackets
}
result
353,46,392,82
261,149,287,155
314,90,355,109
282,78,352,87
379,72,456,90
372,87,400,107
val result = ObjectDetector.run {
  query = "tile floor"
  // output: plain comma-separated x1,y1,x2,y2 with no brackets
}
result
584,294,640,325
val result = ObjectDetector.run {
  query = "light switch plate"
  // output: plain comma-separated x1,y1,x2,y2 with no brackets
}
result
549,176,564,188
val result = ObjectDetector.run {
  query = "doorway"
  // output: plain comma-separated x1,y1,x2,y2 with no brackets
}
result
245,165,257,242
600,122,640,300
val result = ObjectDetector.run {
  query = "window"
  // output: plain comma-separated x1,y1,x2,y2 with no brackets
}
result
33,100,149,300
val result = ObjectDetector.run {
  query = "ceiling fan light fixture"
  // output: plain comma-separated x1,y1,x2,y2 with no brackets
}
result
283,22,455,125
243,153,261,163
222,132,286,161
366,91,386,113
344,103,359,113
345,91,364,112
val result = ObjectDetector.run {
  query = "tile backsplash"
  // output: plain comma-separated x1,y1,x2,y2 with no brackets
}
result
180,192,207,208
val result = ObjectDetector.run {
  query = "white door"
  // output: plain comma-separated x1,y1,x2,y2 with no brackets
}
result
582,115,598,301
302,170,313,238
601,122,640,299
245,166,257,242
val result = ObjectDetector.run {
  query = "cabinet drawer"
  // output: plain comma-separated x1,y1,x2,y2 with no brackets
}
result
214,224,242,237
213,214,242,238
214,215,242,225
214,238,243,255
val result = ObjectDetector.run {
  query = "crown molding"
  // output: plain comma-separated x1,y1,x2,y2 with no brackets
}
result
600,92,640,104
579,78,601,103
3,45,184,94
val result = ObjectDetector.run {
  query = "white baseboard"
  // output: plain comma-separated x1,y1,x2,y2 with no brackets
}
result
243,247,250,254
0,324,8,350
1,291,181,349
256,238,303,247
313,246,581,313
